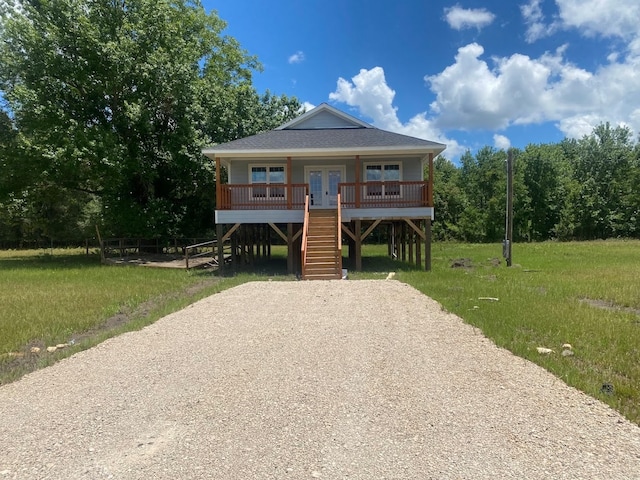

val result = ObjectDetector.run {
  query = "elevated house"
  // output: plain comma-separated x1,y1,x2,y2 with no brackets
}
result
202,103,446,279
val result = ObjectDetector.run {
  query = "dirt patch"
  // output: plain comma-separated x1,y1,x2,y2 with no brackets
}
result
579,298,640,317
451,258,473,268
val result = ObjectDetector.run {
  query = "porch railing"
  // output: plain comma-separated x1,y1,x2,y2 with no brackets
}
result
339,181,430,208
217,181,430,210
301,195,310,279
218,183,309,210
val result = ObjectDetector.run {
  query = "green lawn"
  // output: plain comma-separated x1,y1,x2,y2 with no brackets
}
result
2,241,640,425
0,249,258,383
390,240,640,424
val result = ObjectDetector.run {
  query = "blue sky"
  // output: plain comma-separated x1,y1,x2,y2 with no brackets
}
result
210,0,640,160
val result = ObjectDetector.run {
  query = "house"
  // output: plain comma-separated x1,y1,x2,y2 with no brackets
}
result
202,103,446,279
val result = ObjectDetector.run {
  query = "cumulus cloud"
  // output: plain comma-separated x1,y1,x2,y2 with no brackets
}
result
555,0,640,40
288,51,305,64
444,5,495,31
493,134,511,150
425,42,640,138
329,67,463,158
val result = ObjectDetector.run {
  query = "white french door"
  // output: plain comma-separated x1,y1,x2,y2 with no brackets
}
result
305,166,345,208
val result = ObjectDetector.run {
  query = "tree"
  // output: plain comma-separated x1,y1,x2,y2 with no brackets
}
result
0,0,301,240
569,123,637,239
431,155,466,240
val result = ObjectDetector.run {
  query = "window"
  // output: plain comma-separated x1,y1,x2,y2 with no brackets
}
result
250,165,285,199
365,163,401,196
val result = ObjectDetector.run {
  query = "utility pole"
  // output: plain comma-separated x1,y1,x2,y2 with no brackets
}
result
504,149,514,267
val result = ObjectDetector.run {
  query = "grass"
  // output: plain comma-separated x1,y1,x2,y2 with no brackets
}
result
389,240,640,425
2,241,640,425
0,248,276,383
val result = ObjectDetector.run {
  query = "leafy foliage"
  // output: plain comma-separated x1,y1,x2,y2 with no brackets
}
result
0,0,301,242
432,124,640,242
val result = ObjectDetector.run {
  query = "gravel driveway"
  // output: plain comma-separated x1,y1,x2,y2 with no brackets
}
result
1,280,639,479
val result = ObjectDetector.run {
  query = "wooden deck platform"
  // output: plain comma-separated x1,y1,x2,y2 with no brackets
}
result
104,254,219,270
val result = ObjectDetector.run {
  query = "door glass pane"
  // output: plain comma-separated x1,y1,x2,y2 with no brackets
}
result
328,170,341,206
309,171,322,206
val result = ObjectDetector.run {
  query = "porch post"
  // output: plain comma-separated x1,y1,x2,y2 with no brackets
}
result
427,152,434,207
215,157,222,208
355,155,361,208
216,223,225,276
287,156,292,209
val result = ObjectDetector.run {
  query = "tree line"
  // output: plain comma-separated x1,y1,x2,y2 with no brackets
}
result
433,123,640,242
1,2,639,247
0,0,301,246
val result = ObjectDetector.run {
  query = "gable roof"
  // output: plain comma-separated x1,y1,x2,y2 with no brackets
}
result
276,103,373,130
202,103,446,159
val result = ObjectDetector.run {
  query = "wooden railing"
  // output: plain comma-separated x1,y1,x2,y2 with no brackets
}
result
218,183,309,210
301,194,310,278
336,192,342,274
338,181,430,208
184,239,232,270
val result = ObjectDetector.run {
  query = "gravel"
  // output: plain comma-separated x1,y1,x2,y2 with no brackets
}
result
1,280,639,479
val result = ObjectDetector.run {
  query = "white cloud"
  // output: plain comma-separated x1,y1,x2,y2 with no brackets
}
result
288,51,305,64
301,101,315,113
493,134,511,150
521,0,558,43
329,67,463,158
555,0,640,40
444,5,495,31
425,42,640,139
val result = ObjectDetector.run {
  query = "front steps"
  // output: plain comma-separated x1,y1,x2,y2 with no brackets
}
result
303,209,341,280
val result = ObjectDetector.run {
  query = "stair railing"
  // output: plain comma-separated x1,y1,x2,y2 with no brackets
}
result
337,193,343,275
301,194,310,279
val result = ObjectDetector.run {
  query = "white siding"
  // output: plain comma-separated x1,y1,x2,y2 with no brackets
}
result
287,110,358,129
226,155,425,185
341,207,434,221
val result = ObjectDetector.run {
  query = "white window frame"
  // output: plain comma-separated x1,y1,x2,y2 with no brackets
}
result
249,164,286,201
363,162,402,198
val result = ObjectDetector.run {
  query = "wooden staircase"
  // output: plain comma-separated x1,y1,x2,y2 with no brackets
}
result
302,209,342,280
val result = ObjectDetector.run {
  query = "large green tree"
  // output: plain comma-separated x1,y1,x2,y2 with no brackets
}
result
0,0,301,241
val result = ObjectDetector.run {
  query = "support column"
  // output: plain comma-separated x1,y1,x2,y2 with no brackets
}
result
425,218,432,271
355,219,362,271
287,223,294,274
230,230,238,273
416,220,422,266
408,224,414,265
216,223,225,276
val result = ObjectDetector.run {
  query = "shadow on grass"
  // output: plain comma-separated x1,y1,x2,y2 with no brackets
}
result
0,252,101,271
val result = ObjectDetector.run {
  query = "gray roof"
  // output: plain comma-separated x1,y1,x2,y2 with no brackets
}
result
206,127,445,153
